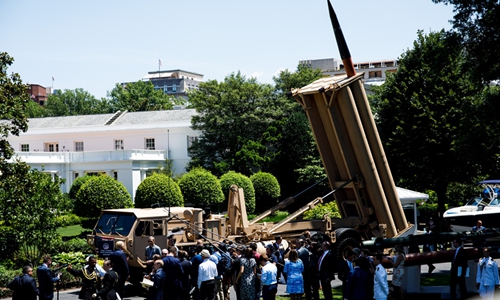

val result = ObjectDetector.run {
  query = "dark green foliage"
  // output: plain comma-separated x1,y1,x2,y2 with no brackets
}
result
178,167,224,208
374,30,482,218
109,80,174,112
432,0,500,83
44,88,113,116
250,172,280,213
134,173,184,208
220,171,255,213
74,175,133,218
69,175,94,199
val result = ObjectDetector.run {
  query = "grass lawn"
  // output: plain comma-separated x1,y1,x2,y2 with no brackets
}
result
56,224,86,237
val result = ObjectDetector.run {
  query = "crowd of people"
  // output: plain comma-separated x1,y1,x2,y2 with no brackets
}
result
8,221,500,300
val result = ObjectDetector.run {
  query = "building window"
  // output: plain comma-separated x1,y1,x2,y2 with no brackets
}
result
21,144,29,152
187,136,198,156
163,85,168,93
145,138,155,150
45,143,59,152
75,141,84,152
115,139,124,150
172,84,177,92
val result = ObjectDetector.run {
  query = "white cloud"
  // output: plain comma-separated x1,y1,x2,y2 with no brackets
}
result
251,71,264,79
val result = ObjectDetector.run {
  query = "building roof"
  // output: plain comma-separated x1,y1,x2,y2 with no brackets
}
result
25,109,197,130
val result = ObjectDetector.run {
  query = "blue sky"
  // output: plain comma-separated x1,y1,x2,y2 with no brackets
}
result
1,0,455,99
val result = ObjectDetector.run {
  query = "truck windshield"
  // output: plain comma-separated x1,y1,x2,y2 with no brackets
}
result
95,213,136,235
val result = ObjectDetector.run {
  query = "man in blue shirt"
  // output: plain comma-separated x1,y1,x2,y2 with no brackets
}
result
258,254,277,300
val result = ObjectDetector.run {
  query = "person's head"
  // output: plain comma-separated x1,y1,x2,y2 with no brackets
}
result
259,254,269,265
362,249,370,257
87,255,97,268
103,259,113,271
250,242,257,251
116,241,124,250
168,246,177,257
321,241,330,251
477,220,483,227
196,244,204,254
178,250,188,260
201,249,211,259
452,239,462,248
244,247,253,258
288,249,299,262
22,265,34,276
483,247,491,257
152,254,161,261
154,259,164,270
266,244,274,255
297,239,305,248
352,247,361,258
345,250,354,261
373,253,383,266
302,231,311,239
168,237,177,247
42,255,52,265
148,236,156,246
161,248,168,257
275,235,282,243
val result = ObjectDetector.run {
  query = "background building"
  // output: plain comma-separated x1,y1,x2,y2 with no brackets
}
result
141,69,203,99
7,109,199,201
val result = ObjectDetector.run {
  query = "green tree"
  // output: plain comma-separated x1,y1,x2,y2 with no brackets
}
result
134,173,183,208
109,81,174,112
249,172,280,213
74,175,133,218
69,175,93,200
219,171,255,213
25,99,50,118
178,167,224,208
374,30,481,220
432,0,500,83
271,65,325,198
45,88,112,116
187,72,282,176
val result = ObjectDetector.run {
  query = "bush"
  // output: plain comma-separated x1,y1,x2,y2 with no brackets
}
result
220,171,256,213
250,172,280,213
69,175,93,199
134,173,184,208
303,201,341,220
55,213,83,227
50,238,93,254
178,167,224,208
74,175,133,218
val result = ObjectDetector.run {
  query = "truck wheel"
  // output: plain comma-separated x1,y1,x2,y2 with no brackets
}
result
336,236,361,261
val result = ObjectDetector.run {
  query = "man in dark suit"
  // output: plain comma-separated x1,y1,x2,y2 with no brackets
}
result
318,241,335,300
109,241,129,298
297,239,312,300
337,250,354,299
7,265,39,300
163,246,185,300
450,239,468,299
37,255,61,300
96,259,119,300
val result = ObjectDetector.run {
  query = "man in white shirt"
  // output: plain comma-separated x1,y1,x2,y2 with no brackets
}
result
373,253,389,300
258,254,278,300
198,249,218,300
476,247,499,300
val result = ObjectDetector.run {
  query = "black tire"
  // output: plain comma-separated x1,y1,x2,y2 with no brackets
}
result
310,232,332,245
335,236,361,261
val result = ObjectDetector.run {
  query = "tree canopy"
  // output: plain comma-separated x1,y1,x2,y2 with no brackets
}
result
432,0,500,83
109,80,175,112
374,30,488,217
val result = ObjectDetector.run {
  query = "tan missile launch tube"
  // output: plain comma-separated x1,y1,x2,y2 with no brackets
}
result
350,80,408,232
337,86,397,237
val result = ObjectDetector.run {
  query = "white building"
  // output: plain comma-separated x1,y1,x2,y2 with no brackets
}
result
7,109,200,201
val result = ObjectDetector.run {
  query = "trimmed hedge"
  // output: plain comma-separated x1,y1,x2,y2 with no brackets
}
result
178,167,224,207
134,173,184,208
250,172,280,213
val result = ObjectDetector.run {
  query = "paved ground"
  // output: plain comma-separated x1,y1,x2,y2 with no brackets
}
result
3,261,486,300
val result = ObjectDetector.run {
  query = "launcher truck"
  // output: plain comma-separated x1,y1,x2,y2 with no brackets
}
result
86,0,419,285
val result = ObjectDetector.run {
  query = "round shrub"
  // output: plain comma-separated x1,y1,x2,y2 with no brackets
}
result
74,175,133,218
134,173,184,208
69,175,93,199
178,167,224,208
220,171,256,213
250,172,280,213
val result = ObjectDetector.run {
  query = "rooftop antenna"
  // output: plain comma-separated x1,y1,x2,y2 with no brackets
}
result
327,0,356,77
